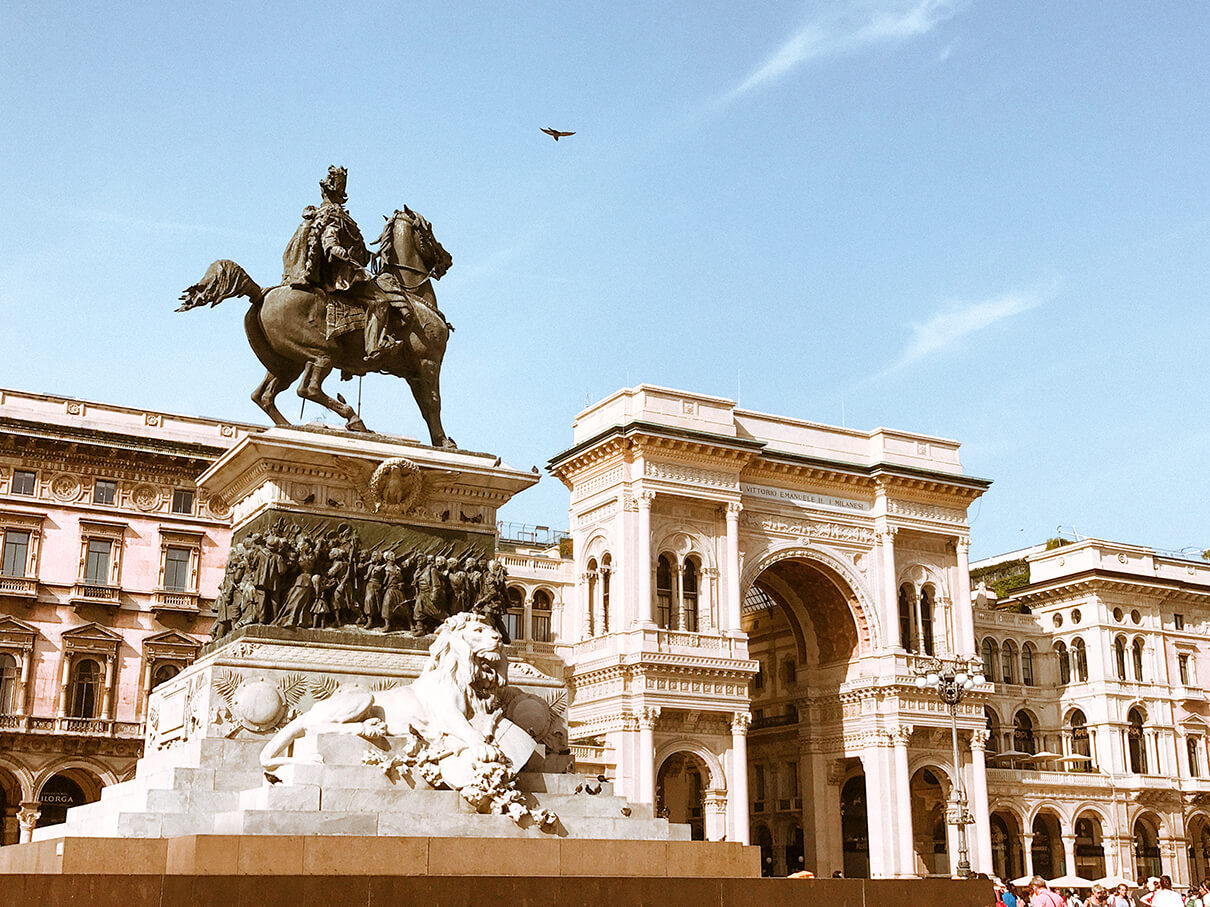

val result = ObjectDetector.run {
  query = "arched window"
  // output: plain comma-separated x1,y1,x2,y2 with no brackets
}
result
1055,641,1071,685
981,638,999,683
531,589,553,642
985,708,1002,754
0,652,18,714
682,558,699,633
899,584,915,652
1072,638,1088,683
919,586,935,656
69,658,102,719
656,555,675,629
505,586,525,642
151,663,180,690
600,553,611,634
1128,708,1148,773
1002,641,1018,685
1069,709,1091,772
1014,711,1036,754
1132,639,1145,681
1021,643,1035,686
585,558,598,637
1114,637,1127,680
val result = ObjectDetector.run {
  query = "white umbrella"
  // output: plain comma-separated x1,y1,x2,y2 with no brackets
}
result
1049,873,1096,889
1094,874,1137,889
1029,750,1064,761
1010,875,1034,886
1057,754,1092,763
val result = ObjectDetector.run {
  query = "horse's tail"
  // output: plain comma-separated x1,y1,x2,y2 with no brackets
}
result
176,259,264,312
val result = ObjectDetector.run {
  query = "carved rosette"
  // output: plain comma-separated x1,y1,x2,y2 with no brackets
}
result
50,473,82,502
131,484,162,512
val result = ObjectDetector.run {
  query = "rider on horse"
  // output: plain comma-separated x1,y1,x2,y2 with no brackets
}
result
281,166,403,364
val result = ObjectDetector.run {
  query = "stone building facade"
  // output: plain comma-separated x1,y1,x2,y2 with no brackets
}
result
544,386,993,879
973,540,1210,887
5,382,1207,885
0,389,252,843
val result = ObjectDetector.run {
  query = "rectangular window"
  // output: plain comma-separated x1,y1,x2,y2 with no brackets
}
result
163,546,191,592
84,539,111,585
1175,614,1185,630
171,488,194,515
753,764,766,802
504,611,524,642
1,530,29,577
1179,654,1191,686
10,470,36,495
532,613,551,643
93,479,117,505
1189,737,1202,778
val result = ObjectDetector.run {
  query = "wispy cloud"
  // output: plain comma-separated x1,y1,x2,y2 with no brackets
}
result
859,289,1047,386
68,208,277,242
721,0,963,103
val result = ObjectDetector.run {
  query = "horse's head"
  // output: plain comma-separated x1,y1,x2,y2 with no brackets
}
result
374,207,452,281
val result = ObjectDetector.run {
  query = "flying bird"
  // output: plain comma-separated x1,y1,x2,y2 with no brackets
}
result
541,127,575,141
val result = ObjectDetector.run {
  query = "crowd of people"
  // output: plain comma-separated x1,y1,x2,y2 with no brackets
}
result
211,519,509,639
994,875,1210,907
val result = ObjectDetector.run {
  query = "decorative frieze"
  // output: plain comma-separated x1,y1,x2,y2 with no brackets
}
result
887,499,967,525
738,510,875,545
645,461,738,490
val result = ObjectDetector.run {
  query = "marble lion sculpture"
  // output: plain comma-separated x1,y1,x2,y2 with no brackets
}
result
260,612,536,775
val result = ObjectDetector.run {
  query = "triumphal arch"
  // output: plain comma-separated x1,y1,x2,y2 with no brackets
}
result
548,385,993,878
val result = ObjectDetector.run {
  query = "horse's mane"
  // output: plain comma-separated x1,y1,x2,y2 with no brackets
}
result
369,211,401,275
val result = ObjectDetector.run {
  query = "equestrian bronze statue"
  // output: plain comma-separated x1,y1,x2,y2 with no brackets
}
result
177,166,456,447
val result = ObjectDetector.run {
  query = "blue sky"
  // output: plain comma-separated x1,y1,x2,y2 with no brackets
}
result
2,1,1207,559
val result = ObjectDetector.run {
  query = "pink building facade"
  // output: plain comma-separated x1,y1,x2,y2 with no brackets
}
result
0,389,255,842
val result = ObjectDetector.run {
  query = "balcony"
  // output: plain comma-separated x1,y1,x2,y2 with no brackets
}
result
0,714,143,738
0,575,38,599
151,589,201,615
69,583,121,606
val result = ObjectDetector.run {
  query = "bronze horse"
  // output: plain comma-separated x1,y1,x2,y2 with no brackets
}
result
177,208,455,447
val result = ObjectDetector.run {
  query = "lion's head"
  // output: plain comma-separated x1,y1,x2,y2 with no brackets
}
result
424,612,507,697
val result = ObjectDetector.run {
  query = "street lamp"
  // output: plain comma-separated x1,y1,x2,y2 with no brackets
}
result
914,654,985,879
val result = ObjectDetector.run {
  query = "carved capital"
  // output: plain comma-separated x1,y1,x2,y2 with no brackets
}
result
731,711,752,735
638,490,656,507
703,789,728,812
956,536,971,553
891,724,914,746
622,715,639,732
725,501,743,518
638,706,661,730
16,801,40,829
970,728,990,751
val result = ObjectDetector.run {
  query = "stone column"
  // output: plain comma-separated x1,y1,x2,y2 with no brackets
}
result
724,503,742,633
17,801,40,843
730,712,751,844
57,651,72,718
16,647,30,716
637,706,660,805
816,756,846,877
862,734,892,878
1061,833,1076,877
969,728,994,875
1023,832,1035,878
703,790,728,841
879,529,902,648
952,537,975,656
891,725,916,877
101,654,115,720
636,491,655,627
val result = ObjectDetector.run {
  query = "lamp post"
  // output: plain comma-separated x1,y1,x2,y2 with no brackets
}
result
914,654,984,879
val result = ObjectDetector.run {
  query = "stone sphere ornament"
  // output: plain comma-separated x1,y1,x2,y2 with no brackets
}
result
233,679,285,732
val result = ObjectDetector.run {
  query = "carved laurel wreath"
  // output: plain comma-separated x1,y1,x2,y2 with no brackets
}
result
368,457,424,513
